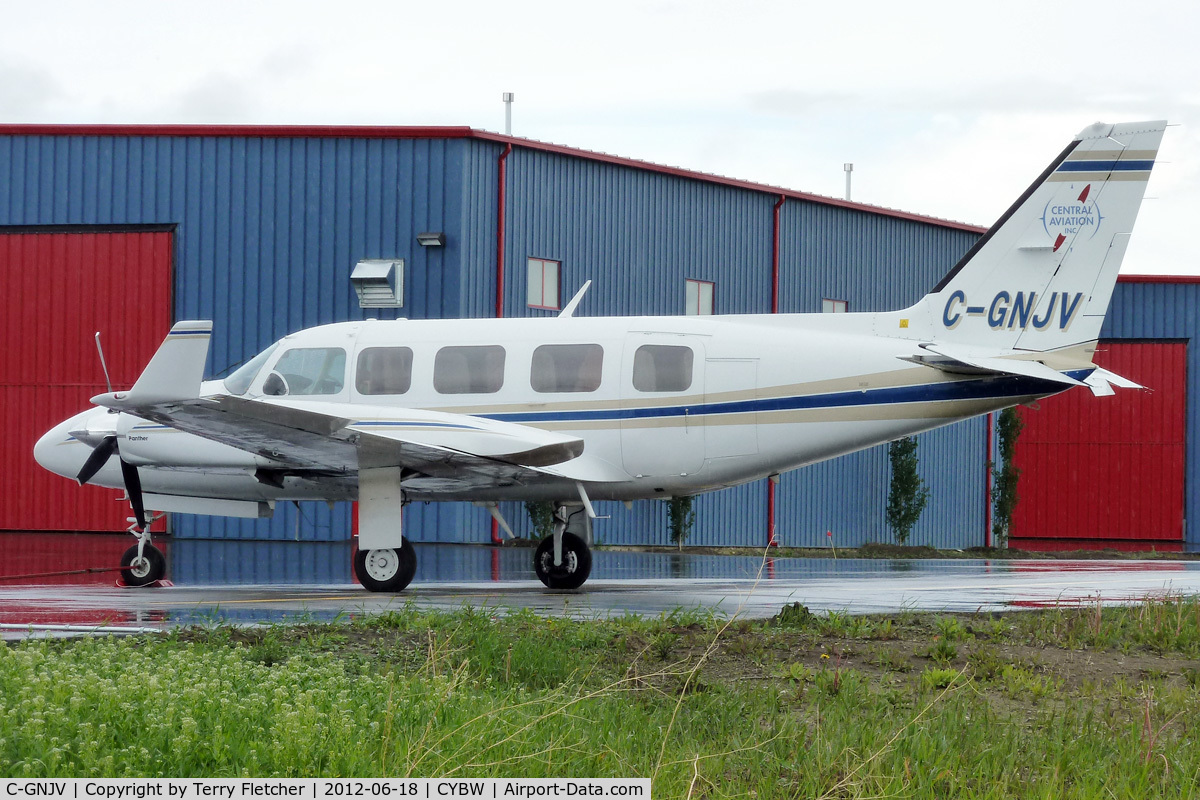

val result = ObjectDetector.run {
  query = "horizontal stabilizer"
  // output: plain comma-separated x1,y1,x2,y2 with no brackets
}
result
1083,367,1145,397
92,320,212,409
913,343,1086,387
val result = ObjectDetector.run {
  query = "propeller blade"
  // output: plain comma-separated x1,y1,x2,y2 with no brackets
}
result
120,458,148,531
76,435,118,485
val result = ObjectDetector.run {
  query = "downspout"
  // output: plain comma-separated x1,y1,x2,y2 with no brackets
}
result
495,143,513,319
767,194,786,547
985,412,994,547
492,143,513,544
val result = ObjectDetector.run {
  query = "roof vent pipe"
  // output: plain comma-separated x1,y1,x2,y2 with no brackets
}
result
503,92,514,135
844,162,853,201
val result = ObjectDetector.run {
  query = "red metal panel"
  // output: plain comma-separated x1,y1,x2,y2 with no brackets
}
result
0,231,172,531
1010,342,1186,548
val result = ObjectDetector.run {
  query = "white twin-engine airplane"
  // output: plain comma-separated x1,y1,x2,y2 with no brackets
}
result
35,120,1165,591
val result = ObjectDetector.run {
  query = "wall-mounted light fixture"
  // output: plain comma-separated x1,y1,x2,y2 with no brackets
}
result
350,259,404,308
416,232,446,247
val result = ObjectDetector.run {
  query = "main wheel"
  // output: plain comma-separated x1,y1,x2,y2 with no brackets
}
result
354,540,417,592
534,532,592,590
120,543,166,587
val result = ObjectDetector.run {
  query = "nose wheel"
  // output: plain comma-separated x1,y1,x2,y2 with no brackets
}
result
120,542,166,586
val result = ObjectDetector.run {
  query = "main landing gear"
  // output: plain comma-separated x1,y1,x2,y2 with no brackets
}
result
354,539,417,592
534,503,593,590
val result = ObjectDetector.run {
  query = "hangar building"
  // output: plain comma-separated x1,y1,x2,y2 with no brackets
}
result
0,125,1193,552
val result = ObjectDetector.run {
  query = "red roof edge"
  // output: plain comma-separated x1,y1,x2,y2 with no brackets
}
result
1117,274,1200,284
0,123,986,233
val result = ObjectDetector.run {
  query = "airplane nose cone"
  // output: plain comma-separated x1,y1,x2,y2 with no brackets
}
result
34,409,106,482
34,422,76,478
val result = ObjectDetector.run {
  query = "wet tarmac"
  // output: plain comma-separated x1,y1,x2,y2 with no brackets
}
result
3,534,1200,638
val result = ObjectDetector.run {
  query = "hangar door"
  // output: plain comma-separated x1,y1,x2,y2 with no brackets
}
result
0,230,172,531
1010,342,1185,551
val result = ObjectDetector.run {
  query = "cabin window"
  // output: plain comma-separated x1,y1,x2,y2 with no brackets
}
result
822,298,848,313
528,258,560,310
632,344,694,392
531,344,604,393
685,279,714,316
223,342,280,395
356,347,414,395
264,347,346,396
434,345,506,394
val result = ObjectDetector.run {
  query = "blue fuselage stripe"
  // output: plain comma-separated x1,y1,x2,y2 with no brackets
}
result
480,370,1095,425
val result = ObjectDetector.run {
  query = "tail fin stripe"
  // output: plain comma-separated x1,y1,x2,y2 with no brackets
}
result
1057,159,1154,172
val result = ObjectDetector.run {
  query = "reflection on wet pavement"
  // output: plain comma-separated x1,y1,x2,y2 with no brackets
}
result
2,533,1199,637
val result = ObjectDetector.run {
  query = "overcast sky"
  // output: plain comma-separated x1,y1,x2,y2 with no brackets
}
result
2,0,1196,274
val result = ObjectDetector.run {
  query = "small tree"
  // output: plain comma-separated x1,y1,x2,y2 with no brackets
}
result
667,496,695,548
990,407,1025,548
886,436,930,544
524,501,556,540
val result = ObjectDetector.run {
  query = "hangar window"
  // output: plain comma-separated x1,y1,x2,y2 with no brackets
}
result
632,345,693,392
356,347,414,395
264,347,346,396
528,258,560,310
531,344,604,393
434,345,506,394
822,298,848,313
685,279,714,316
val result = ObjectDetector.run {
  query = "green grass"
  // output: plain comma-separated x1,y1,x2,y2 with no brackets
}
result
2,597,1200,797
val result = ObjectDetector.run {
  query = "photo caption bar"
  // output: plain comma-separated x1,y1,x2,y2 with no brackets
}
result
3,780,650,800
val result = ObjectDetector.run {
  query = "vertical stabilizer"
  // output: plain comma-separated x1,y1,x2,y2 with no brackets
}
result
908,121,1165,353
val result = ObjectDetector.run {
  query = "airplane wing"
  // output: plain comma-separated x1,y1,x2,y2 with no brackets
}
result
91,321,626,491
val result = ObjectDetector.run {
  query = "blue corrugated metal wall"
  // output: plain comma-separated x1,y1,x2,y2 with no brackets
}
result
1106,281,1198,548
3,129,1009,549
0,133,473,541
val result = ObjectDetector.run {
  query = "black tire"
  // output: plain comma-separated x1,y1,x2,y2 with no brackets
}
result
119,543,166,587
534,532,592,590
354,540,417,592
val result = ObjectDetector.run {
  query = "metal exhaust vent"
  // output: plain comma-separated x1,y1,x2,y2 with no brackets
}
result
351,259,404,308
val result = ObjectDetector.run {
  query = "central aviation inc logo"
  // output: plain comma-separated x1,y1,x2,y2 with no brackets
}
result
1041,183,1103,252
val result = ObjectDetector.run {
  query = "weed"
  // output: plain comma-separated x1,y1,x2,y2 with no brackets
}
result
934,616,970,642
1000,664,1062,700
651,631,680,661
966,645,1007,681
867,646,911,673
923,637,958,665
920,667,962,691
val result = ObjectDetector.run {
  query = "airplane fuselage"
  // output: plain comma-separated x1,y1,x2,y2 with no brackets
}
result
38,310,1074,506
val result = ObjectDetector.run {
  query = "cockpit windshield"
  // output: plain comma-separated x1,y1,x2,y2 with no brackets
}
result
222,342,280,395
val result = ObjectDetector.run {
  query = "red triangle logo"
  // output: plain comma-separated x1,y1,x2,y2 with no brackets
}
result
1054,233,1067,252
1078,184,1091,203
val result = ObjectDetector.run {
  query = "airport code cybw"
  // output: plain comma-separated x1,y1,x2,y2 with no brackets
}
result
3,781,649,800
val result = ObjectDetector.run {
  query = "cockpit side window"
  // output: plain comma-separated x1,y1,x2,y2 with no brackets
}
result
356,347,414,395
223,342,280,395
264,347,347,396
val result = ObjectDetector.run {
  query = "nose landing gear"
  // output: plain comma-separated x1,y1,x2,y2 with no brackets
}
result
119,516,168,587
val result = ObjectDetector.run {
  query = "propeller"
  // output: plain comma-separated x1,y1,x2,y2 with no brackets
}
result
73,332,148,531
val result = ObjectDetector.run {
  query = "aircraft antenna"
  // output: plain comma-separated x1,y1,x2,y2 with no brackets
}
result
95,332,113,393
